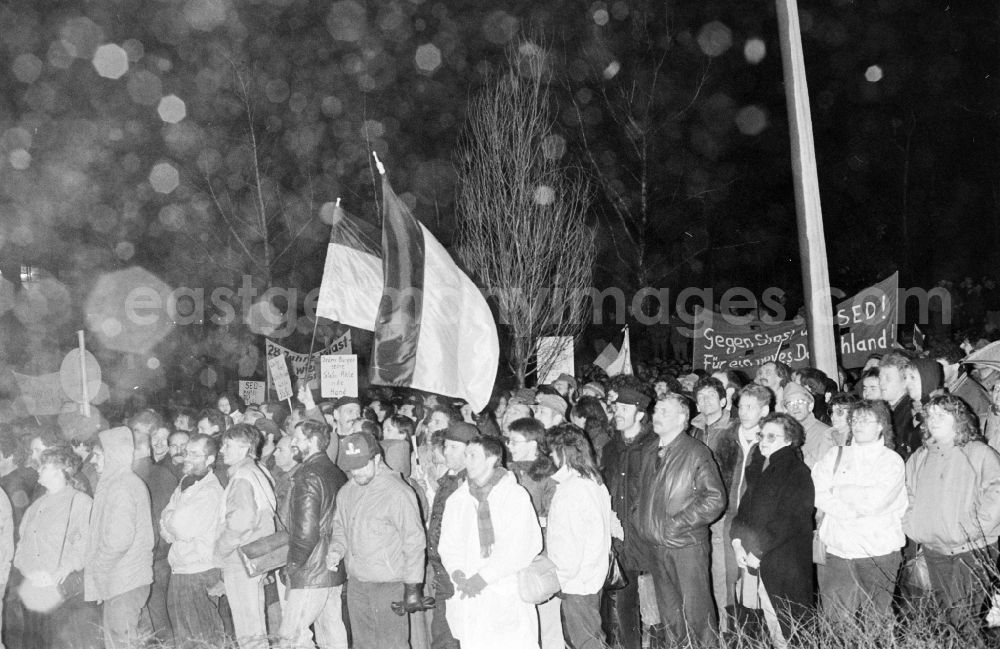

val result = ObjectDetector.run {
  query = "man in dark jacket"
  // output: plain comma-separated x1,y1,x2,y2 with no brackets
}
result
132,423,180,647
600,387,655,649
636,393,726,648
427,422,476,649
279,418,349,649
879,352,918,458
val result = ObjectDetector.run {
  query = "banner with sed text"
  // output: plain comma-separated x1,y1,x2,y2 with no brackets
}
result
692,309,811,372
835,272,898,368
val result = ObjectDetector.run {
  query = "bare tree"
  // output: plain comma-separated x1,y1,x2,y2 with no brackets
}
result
456,42,595,388
183,66,322,290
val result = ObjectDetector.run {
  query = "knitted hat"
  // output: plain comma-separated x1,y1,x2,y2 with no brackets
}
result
534,394,568,416
781,381,812,405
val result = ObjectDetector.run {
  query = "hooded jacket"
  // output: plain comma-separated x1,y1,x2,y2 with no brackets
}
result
85,427,154,601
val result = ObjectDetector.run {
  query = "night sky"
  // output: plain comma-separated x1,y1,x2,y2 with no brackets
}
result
0,0,996,397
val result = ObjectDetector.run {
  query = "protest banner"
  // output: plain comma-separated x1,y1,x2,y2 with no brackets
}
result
692,309,810,372
835,272,898,368
12,371,67,416
537,336,574,385
267,354,294,401
265,334,351,384
321,354,358,398
238,380,266,405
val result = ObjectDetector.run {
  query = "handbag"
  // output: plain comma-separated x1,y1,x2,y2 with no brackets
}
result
813,446,844,566
238,530,289,578
901,546,932,592
238,468,287,578
517,555,561,604
56,492,84,601
604,547,628,590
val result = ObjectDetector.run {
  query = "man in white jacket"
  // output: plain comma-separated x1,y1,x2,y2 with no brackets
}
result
439,436,542,649
160,433,226,646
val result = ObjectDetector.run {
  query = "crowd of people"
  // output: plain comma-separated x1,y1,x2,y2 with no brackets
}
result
0,336,998,649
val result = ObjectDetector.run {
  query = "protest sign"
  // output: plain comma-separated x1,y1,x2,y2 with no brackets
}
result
265,336,350,383
537,336,574,385
327,330,352,355
321,354,358,398
238,380,266,405
267,354,294,401
692,309,810,372
836,272,898,368
12,371,67,416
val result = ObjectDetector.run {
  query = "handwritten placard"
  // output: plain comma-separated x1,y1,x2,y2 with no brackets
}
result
321,354,358,398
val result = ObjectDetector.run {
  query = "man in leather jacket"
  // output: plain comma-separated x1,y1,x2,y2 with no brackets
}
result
279,418,349,649
636,393,726,648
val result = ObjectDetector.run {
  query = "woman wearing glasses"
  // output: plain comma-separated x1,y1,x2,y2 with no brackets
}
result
731,412,814,648
811,399,906,622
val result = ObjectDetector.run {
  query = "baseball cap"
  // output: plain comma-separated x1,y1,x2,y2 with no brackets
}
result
337,432,380,471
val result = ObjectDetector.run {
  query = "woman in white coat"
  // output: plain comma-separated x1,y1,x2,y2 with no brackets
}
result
546,424,612,649
812,399,907,621
438,436,543,649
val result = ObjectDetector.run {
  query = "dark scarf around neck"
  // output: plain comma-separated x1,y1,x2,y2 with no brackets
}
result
468,467,508,558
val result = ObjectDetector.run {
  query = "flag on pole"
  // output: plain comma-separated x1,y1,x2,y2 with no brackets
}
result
913,324,925,352
315,200,383,330
605,326,633,377
314,156,499,412
593,342,618,371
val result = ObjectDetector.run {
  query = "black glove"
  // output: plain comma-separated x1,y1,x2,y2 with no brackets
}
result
460,573,487,598
391,583,436,615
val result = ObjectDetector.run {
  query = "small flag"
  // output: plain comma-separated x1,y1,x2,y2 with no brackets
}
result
593,342,618,371
913,324,925,352
605,327,634,377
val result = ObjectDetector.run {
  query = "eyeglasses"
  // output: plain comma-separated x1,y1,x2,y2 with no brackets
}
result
784,399,809,408
756,432,784,443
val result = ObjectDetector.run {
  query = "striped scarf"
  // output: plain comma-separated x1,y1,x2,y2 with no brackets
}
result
467,468,507,558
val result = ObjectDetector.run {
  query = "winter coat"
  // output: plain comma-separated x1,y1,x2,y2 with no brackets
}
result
812,443,907,559
891,395,920,459
635,432,726,549
286,452,347,589
903,440,1000,554
215,457,276,570
85,427,154,602
546,466,611,595
160,471,225,574
328,463,425,584
602,429,657,570
438,471,542,649
133,456,179,561
800,414,838,469
731,445,815,620
428,470,466,599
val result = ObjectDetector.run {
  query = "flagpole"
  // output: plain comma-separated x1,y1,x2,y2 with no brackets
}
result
775,0,838,379
77,330,91,418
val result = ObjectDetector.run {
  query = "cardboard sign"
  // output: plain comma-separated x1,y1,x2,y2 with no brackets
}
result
692,309,810,372
12,371,67,416
537,336,574,385
238,380,266,406
321,354,358,398
267,354,294,401
836,272,898,368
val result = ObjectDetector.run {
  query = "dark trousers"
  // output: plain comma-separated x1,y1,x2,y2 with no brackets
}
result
22,595,101,649
924,546,999,636
430,597,460,649
818,552,900,621
649,541,717,648
601,569,641,649
144,557,174,645
346,580,407,649
168,569,225,648
562,593,603,649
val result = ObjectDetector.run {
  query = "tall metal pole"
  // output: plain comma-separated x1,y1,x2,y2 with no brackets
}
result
775,0,838,378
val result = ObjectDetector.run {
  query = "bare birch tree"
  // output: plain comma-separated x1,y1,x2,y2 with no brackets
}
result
456,42,595,388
